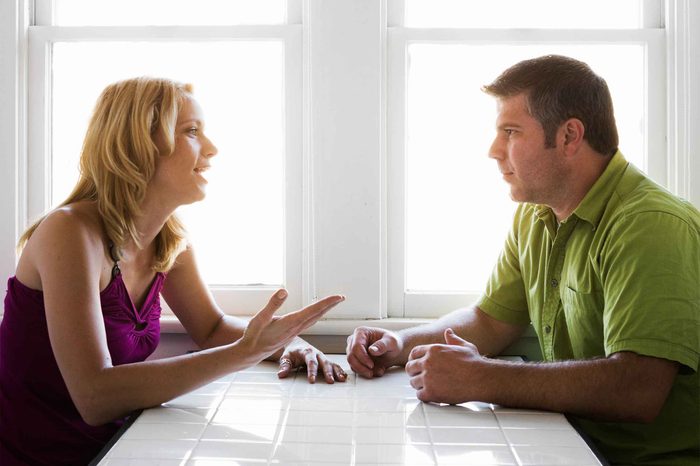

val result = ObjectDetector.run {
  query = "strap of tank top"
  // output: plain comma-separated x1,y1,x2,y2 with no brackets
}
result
108,242,121,278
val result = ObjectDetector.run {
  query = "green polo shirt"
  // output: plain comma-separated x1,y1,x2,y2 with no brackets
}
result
477,151,700,465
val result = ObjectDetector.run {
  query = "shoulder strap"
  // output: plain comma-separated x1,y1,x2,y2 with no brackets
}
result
108,243,121,278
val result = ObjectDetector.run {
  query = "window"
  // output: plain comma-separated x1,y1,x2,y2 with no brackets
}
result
1,0,697,326
388,0,667,317
27,0,302,313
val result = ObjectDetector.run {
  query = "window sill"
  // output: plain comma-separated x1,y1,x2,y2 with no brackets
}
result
160,315,538,337
160,315,434,336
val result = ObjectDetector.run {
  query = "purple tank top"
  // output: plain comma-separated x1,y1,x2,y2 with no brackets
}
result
0,262,165,466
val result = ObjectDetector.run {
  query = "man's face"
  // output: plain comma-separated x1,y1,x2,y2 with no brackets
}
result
488,94,565,205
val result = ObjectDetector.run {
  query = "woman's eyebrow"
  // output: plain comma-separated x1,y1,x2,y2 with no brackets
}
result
177,118,204,128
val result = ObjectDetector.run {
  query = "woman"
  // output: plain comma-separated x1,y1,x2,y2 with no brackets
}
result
0,77,345,465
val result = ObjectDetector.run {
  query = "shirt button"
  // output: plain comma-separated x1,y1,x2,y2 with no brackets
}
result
551,278,559,288
544,325,552,334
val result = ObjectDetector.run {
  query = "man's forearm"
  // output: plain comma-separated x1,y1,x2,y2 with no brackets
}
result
397,306,525,363
472,352,677,423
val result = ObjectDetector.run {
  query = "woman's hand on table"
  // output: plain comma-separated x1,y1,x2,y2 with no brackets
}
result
276,338,348,384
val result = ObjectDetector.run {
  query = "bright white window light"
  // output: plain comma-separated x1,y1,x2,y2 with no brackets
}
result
52,41,285,285
53,0,285,25
405,44,644,292
405,0,642,29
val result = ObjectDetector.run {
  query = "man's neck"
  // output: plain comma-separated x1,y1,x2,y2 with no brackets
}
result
551,151,613,222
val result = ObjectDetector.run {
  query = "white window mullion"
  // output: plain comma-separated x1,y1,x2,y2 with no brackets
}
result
387,0,405,28
283,25,303,312
642,0,665,28
645,29,668,186
34,0,53,26
27,27,52,225
286,0,301,24
666,0,699,206
0,0,31,285
306,0,386,319
387,28,407,317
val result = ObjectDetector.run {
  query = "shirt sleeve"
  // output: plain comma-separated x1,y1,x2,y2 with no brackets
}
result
600,210,700,373
477,204,531,326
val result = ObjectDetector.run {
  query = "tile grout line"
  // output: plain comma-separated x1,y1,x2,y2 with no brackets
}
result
268,371,296,465
347,367,358,466
184,380,232,465
419,401,440,466
491,405,523,466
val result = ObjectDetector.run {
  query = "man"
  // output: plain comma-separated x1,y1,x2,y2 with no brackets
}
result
347,55,699,465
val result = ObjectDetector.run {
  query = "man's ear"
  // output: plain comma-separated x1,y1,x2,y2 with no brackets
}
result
561,118,585,154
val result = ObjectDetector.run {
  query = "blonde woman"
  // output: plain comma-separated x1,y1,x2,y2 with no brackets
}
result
0,77,345,466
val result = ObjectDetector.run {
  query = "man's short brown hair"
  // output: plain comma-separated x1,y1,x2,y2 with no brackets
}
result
482,55,619,156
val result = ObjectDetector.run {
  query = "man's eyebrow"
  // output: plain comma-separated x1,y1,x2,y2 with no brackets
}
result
496,121,522,129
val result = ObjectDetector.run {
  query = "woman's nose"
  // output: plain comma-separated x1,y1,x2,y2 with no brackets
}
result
205,137,218,158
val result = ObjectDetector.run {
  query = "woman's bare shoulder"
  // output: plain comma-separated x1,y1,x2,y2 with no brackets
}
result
17,202,108,287
35,202,104,244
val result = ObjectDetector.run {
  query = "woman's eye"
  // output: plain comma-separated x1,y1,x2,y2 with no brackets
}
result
187,127,198,135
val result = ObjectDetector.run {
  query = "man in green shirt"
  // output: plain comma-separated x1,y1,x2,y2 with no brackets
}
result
347,55,699,465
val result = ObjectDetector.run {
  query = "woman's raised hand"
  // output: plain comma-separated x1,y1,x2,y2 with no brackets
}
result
235,289,344,365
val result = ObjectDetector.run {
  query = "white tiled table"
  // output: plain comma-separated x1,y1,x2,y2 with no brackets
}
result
96,355,603,465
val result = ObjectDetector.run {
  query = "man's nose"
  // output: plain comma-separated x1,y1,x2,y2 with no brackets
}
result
488,137,503,160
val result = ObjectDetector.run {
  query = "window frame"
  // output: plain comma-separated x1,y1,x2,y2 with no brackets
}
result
26,6,305,314
1,0,698,330
387,26,667,318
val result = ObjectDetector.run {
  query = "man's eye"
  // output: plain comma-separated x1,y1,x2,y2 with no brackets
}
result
504,129,515,136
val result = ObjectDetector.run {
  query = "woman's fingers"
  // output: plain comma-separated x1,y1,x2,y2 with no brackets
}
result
277,295,345,337
304,351,319,384
244,294,345,364
320,358,335,384
249,289,288,335
277,352,295,379
276,344,349,385
316,357,346,384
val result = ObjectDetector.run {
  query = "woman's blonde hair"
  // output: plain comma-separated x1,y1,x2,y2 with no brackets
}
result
19,77,192,272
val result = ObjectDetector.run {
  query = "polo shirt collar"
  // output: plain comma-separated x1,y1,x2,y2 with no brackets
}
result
572,150,628,228
532,150,628,231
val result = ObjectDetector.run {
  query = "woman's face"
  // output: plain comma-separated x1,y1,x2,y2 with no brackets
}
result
151,95,218,207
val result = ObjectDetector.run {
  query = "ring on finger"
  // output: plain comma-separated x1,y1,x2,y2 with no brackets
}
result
280,358,293,366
